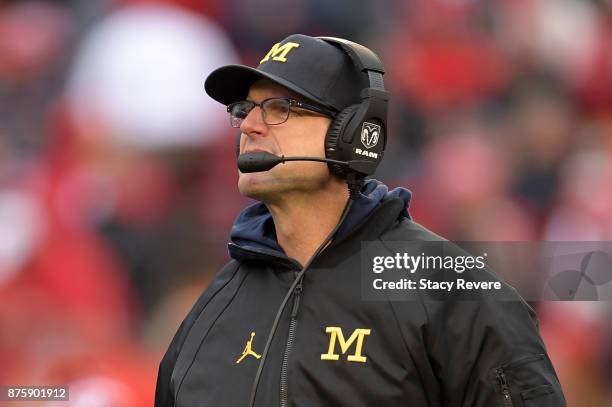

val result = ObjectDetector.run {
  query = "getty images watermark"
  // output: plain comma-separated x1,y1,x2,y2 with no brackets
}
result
360,241,612,301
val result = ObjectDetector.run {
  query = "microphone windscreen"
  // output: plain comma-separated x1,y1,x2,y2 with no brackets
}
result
237,152,283,173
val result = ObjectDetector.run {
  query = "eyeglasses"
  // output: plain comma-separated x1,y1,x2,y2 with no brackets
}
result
227,97,336,128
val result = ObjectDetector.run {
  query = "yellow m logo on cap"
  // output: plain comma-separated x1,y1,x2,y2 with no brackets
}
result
260,42,300,64
321,327,371,363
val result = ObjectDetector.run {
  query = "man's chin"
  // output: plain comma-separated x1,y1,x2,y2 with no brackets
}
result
237,174,312,203
238,174,280,202
237,168,337,202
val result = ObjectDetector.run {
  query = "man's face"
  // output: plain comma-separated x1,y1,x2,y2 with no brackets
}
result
236,79,334,202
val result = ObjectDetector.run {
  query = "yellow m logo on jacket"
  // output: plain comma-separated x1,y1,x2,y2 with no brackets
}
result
260,42,300,64
321,327,371,363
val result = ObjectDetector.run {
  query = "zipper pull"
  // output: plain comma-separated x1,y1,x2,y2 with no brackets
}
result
290,278,303,318
496,368,514,407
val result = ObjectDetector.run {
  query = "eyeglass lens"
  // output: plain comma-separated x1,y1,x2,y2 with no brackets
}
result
229,99,292,127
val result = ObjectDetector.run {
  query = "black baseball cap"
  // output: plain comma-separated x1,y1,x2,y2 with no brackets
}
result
204,34,366,112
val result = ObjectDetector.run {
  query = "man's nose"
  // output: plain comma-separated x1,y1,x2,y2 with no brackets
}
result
240,105,267,138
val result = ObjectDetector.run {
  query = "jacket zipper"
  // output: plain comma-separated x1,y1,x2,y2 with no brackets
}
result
279,276,303,407
496,368,514,407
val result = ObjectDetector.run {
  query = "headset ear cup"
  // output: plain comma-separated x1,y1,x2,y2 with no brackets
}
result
325,105,359,178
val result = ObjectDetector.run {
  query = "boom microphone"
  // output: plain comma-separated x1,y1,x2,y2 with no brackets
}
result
237,152,285,173
237,151,375,175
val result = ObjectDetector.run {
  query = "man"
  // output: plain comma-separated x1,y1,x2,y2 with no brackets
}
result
155,34,566,406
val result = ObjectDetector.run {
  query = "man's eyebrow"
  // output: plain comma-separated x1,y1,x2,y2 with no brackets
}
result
245,95,305,103
244,95,289,102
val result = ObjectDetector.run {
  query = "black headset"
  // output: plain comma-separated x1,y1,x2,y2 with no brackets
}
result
318,36,389,179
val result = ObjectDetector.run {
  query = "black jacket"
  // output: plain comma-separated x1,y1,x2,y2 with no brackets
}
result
155,181,566,406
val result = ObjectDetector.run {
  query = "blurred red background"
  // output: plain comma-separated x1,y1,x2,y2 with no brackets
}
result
1,0,611,405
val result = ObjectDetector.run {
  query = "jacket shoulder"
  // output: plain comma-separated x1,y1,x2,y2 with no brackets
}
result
381,217,447,242
378,220,566,406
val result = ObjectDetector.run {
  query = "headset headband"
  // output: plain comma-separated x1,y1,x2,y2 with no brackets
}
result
317,36,386,92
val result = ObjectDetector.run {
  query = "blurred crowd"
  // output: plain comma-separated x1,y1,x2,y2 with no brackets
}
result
0,0,611,405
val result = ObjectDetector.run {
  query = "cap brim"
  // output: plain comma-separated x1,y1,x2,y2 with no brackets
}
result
204,64,335,110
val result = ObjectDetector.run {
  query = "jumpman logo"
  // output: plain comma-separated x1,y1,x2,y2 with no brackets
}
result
236,331,262,364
